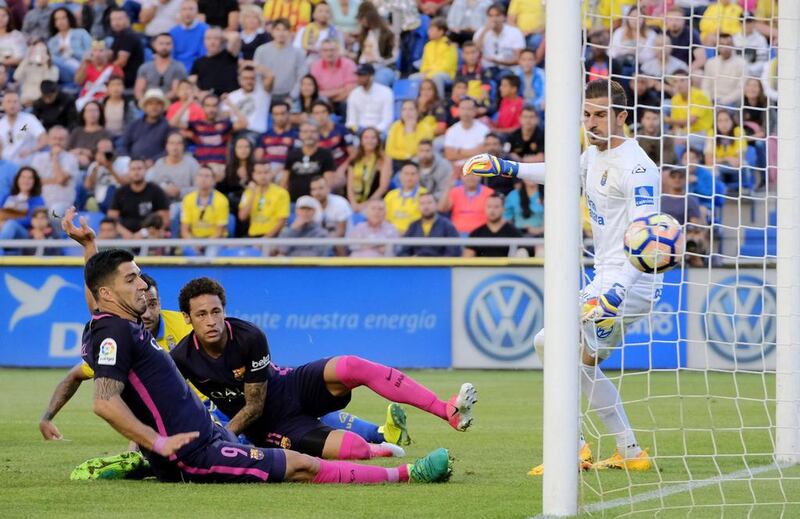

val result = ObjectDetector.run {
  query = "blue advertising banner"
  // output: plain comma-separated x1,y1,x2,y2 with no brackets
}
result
0,266,452,368
585,268,687,370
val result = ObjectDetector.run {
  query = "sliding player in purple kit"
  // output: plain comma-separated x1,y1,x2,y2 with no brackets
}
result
81,248,452,483
170,277,478,461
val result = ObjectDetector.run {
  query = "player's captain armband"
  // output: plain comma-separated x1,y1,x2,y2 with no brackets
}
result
634,185,655,206
97,338,118,366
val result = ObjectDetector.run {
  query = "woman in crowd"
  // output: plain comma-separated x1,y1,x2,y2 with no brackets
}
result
291,74,321,126
47,7,92,84
504,178,544,237
219,136,256,236
705,109,748,193
0,6,26,74
238,4,270,61
347,127,391,213
100,75,138,138
416,78,447,136
13,40,58,106
69,101,111,169
386,100,434,170
0,167,46,249
355,1,397,87
609,6,656,65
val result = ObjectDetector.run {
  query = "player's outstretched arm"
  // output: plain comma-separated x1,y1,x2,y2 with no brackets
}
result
462,153,546,184
93,377,199,457
60,206,99,312
225,381,267,435
39,362,93,440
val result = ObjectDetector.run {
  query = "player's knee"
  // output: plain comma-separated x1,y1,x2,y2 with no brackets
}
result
283,451,319,482
337,432,371,460
533,329,545,361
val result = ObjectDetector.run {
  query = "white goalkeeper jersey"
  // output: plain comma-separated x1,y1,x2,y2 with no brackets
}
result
581,139,662,297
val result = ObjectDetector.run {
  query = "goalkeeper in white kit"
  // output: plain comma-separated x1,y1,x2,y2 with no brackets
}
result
463,79,659,474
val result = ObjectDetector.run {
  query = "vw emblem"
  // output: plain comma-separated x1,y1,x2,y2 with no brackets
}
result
464,274,543,361
703,275,776,363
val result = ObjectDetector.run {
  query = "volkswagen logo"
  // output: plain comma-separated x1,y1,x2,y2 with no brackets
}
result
464,274,543,361
703,275,776,363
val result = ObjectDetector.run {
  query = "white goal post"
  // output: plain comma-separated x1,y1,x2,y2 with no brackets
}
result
542,1,800,516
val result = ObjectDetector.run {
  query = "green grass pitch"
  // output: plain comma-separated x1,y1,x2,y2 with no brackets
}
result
1,368,799,518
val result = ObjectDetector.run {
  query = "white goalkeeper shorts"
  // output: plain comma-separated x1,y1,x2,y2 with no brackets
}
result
580,280,662,361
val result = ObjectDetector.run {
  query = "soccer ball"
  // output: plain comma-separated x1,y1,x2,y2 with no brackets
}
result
624,213,684,273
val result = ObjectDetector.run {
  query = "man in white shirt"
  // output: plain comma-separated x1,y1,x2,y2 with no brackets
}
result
345,64,394,134
0,91,46,164
310,174,352,255
473,3,525,71
226,65,271,135
31,126,80,215
443,97,490,169
639,34,688,79
140,0,182,37
701,33,746,108
733,16,770,77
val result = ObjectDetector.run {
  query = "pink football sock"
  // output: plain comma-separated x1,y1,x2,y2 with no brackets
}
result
312,459,409,484
337,431,371,459
334,356,449,420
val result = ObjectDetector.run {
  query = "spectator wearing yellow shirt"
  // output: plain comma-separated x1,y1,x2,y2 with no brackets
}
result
386,100,435,168
384,161,428,233
238,162,290,237
584,0,636,31
699,0,743,46
704,109,750,192
262,0,312,32
667,71,714,152
507,0,544,48
180,165,229,255
413,17,457,97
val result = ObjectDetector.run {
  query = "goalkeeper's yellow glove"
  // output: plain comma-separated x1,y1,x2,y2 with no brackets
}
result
462,153,519,178
581,286,624,333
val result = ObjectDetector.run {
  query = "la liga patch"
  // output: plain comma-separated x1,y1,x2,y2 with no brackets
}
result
98,338,118,366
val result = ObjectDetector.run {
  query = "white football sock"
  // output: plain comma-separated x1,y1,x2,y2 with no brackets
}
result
580,363,641,458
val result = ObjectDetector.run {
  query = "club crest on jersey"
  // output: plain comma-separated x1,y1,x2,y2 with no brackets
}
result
232,366,245,380
633,164,646,175
98,338,117,366
250,448,264,460
600,170,608,186
634,185,655,206
166,335,176,350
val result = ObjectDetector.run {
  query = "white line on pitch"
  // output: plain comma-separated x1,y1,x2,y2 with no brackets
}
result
531,462,783,518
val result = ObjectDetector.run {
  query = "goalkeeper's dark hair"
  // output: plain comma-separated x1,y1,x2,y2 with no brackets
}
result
179,277,226,314
84,249,135,300
585,78,628,115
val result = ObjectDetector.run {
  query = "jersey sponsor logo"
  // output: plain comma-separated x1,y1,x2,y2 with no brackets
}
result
587,197,605,225
464,274,543,361
251,355,270,372
98,338,117,366
4,274,79,331
633,164,646,174
600,170,608,186
703,275,776,363
634,185,655,206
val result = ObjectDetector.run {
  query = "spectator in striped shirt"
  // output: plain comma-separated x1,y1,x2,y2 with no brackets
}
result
256,100,297,179
182,93,247,179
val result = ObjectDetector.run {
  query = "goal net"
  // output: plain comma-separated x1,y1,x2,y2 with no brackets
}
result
573,1,800,516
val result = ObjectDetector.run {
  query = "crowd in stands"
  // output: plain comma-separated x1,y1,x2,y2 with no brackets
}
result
0,0,780,260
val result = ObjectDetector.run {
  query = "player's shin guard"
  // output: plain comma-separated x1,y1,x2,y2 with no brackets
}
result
580,363,641,458
319,411,384,443
334,356,448,421
312,459,409,484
